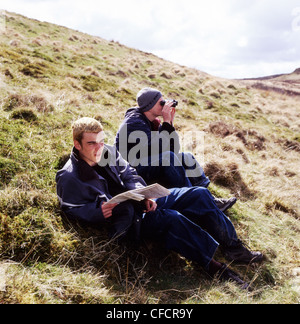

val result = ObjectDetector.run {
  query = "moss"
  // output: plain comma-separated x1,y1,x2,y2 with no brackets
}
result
0,157,20,187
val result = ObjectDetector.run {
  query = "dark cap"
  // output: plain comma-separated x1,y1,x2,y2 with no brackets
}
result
136,88,162,112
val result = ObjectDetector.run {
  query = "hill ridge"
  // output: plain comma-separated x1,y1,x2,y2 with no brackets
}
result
241,67,300,81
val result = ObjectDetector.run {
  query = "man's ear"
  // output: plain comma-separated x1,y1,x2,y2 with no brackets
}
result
74,140,82,151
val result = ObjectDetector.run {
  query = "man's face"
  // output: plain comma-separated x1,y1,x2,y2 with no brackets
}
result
74,131,105,166
152,96,164,116
144,96,165,120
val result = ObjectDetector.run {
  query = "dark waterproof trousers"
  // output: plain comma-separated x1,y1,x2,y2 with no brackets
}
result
111,187,238,270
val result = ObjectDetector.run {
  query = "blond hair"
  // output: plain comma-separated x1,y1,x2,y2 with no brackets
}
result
72,117,103,143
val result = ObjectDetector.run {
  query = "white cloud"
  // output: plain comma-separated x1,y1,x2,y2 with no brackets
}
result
1,0,300,78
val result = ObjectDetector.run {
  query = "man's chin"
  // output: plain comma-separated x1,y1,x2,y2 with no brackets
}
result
95,156,102,164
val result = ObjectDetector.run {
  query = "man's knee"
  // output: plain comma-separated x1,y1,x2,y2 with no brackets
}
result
175,186,214,206
190,186,213,200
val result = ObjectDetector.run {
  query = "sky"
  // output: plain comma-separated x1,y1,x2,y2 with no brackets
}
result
1,0,300,79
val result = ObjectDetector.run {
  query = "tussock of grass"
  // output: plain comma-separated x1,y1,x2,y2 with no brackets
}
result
0,11,299,304
204,161,254,200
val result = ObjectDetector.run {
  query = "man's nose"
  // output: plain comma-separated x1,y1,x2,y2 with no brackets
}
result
95,143,103,150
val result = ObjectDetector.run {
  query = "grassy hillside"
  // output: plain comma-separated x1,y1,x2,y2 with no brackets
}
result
0,11,299,304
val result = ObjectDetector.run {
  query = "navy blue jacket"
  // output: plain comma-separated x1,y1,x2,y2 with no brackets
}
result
56,145,146,226
115,108,180,167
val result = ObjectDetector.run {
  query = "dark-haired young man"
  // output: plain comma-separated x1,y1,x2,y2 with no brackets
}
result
115,87,237,212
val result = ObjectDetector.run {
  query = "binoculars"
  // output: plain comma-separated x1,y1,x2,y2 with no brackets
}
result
160,100,179,108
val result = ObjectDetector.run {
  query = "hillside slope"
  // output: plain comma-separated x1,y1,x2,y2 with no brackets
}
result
0,12,299,304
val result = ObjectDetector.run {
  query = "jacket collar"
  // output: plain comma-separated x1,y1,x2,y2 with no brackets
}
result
125,107,155,129
71,147,100,182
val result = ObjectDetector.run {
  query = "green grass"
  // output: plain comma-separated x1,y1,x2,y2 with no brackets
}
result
0,11,299,304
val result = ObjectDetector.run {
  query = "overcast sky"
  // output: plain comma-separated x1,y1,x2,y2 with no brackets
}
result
1,0,300,78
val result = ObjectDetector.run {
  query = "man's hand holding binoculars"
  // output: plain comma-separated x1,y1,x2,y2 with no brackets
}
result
161,99,178,125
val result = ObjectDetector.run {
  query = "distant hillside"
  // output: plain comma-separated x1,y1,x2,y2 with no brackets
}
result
0,11,299,304
242,68,300,80
241,68,300,96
